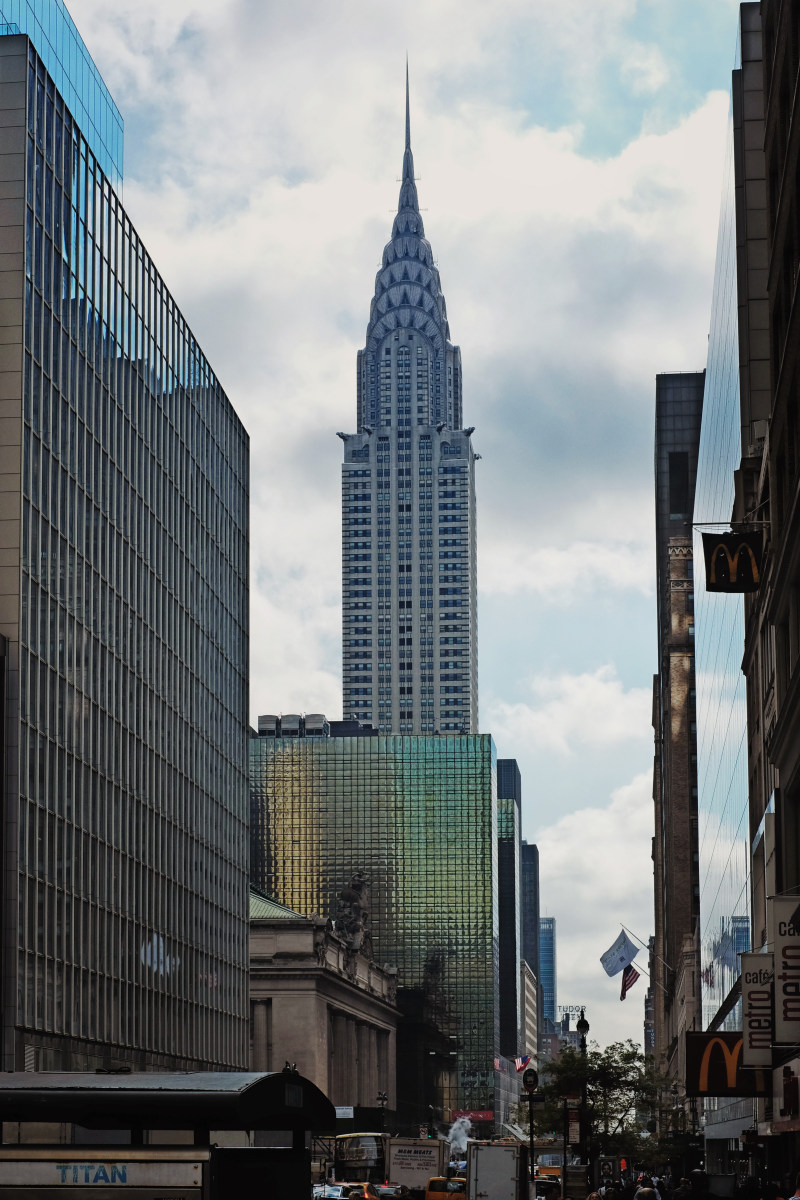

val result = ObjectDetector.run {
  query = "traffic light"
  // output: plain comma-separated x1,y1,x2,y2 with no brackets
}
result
620,1160,628,1172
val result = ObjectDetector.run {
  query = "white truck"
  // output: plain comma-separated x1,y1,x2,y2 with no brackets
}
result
466,1142,528,1200
386,1138,448,1195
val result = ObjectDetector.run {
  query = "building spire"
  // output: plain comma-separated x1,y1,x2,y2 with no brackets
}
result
405,57,410,150
395,63,421,232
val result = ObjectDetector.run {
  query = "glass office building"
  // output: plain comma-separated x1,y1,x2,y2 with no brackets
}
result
497,759,521,1058
0,0,122,187
692,101,750,1033
539,916,557,1024
0,20,249,1070
250,725,502,1127
520,841,540,976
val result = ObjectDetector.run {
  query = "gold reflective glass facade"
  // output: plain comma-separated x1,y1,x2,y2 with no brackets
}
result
250,732,500,1120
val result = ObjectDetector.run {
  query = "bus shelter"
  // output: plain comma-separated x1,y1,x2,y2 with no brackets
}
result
0,1068,335,1198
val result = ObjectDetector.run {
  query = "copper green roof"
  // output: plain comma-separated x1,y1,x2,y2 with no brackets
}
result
249,889,307,920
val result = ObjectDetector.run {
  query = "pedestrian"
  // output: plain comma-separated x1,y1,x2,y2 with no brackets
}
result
688,1170,711,1200
636,1178,662,1200
780,1174,800,1200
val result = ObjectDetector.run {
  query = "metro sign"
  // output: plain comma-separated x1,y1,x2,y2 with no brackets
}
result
741,952,773,1067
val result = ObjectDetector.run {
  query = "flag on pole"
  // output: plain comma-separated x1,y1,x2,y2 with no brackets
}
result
620,963,640,1000
514,1056,531,1073
600,929,639,977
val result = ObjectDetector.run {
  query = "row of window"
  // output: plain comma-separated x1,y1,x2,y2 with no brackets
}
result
17,50,250,1066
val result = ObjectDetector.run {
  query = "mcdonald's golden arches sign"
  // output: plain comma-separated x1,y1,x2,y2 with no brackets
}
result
701,531,763,593
685,1032,770,1096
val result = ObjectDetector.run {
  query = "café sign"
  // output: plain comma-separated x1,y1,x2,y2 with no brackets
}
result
741,951,774,1067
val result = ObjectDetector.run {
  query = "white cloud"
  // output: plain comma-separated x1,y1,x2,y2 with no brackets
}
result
61,0,729,1049
537,771,655,1046
621,43,671,96
485,666,652,756
106,88,723,722
480,539,653,600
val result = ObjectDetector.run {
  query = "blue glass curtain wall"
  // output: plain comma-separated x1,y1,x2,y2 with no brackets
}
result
693,102,750,1031
0,0,122,186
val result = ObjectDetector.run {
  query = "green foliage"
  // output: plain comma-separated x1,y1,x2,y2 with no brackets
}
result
514,1042,669,1165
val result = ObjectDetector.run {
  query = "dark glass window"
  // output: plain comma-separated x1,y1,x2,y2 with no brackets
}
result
669,451,689,517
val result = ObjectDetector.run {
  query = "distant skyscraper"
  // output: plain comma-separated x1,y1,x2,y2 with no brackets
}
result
249,718,514,1130
652,371,704,1071
340,73,478,734
520,841,540,975
497,759,522,1058
539,917,557,1025
0,8,249,1069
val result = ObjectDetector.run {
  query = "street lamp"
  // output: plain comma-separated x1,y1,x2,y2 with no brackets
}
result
576,1010,590,1191
576,1009,590,1054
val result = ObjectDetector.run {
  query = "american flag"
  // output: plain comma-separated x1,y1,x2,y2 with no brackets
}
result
620,963,640,1000
514,1056,531,1072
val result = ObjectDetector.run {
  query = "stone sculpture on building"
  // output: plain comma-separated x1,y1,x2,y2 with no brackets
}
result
334,871,373,957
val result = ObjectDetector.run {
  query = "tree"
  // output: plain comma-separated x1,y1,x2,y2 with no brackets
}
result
516,1041,670,1173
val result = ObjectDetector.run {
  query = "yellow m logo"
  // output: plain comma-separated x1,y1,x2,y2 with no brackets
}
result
708,543,760,586
698,1036,742,1092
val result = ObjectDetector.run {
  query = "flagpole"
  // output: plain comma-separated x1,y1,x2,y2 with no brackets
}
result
616,950,671,996
620,923,674,973
600,926,669,995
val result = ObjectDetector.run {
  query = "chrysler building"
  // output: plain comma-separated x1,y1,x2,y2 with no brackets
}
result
340,76,478,734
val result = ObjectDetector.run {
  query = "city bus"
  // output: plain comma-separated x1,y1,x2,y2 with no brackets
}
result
334,1134,389,1185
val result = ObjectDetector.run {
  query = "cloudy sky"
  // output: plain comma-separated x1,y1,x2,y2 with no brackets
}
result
69,0,740,1047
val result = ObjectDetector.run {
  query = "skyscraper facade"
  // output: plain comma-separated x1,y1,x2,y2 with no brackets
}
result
651,371,704,1078
497,759,521,1058
683,4,759,1163
691,0,800,1172
520,840,540,975
249,719,507,1130
341,79,478,735
538,916,557,1025
0,11,249,1070
692,29,752,1035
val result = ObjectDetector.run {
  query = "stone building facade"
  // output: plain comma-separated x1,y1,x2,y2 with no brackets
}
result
249,891,398,1109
